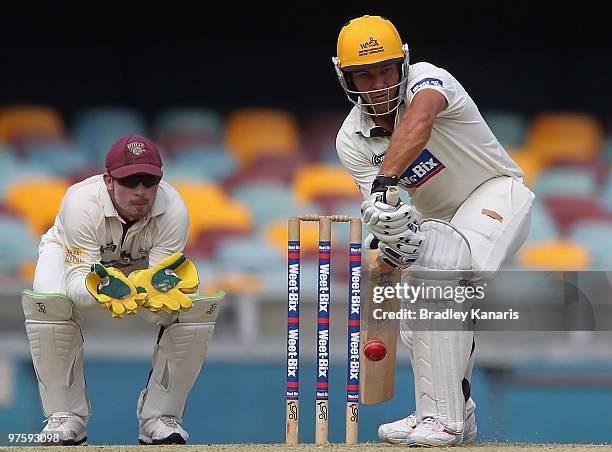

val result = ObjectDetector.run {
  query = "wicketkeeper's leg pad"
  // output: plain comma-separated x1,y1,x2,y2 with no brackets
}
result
137,292,225,421
406,220,474,433
22,290,90,418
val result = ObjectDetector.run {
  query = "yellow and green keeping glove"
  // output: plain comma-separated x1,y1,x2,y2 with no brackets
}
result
128,252,199,313
85,263,147,318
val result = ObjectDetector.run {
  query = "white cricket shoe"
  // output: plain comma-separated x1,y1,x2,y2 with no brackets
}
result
41,412,88,445
406,416,463,446
379,398,477,445
378,412,417,444
138,415,189,445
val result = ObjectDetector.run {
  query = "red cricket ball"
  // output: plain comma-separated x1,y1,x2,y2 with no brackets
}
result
364,338,387,361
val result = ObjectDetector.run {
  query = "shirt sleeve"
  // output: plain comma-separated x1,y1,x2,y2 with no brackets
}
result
148,193,190,266
408,64,468,118
336,130,380,200
62,198,102,310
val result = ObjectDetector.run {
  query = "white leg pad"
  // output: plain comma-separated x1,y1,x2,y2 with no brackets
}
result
22,291,90,418
407,220,474,433
138,292,224,420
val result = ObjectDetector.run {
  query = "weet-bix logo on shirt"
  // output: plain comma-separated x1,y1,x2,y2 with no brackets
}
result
399,149,445,188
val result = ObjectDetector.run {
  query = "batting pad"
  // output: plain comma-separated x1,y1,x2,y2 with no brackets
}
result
138,291,224,420
22,291,90,418
406,220,474,432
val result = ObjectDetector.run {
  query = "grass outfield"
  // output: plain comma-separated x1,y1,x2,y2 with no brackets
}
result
2,445,612,452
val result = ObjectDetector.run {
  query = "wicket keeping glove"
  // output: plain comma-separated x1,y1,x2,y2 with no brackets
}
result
128,252,199,313
85,263,147,318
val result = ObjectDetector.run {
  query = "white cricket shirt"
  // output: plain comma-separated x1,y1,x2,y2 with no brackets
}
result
39,175,190,309
336,61,524,220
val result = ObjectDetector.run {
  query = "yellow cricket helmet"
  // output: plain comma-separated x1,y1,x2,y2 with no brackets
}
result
332,15,410,116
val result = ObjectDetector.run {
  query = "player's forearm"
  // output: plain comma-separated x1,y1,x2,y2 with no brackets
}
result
379,113,434,177
66,266,98,310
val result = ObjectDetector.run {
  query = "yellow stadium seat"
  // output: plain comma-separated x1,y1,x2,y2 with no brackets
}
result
292,164,361,205
524,112,603,165
507,148,542,187
518,240,590,270
225,108,299,167
172,181,253,246
4,178,70,237
19,260,37,283
0,105,65,144
265,218,351,258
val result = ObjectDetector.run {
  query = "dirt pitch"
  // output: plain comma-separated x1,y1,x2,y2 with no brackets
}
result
2,444,612,452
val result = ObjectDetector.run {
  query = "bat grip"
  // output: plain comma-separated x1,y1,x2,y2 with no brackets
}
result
385,186,400,206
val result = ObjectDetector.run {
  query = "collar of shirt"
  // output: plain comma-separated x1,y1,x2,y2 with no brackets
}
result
355,101,406,138
99,178,167,223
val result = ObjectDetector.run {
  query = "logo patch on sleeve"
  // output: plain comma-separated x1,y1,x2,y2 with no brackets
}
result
64,246,86,265
410,77,443,94
399,149,445,188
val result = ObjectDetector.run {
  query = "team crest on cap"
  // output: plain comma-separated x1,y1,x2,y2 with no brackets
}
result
127,141,146,156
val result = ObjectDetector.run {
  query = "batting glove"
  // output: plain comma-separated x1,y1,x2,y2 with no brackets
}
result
365,233,420,269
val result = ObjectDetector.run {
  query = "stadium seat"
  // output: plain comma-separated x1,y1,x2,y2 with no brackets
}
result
532,166,597,199
507,149,541,187
481,109,528,148
300,111,347,162
518,240,590,270
0,215,39,276
3,178,70,237
73,107,148,160
265,218,321,259
23,142,89,177
173,181,254,256
0,105,65,154
599,178,612,211
524,199,559,244
212,235,287,292
231,182,310,232
292,164,362,212
524,112,603,166
152,108,223,154
225,108,300,167
543,196,612,235
222,154,303,192
167,146,237,183
568,219,612,269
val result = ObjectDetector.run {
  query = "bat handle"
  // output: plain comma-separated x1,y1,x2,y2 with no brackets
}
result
385,186,400,206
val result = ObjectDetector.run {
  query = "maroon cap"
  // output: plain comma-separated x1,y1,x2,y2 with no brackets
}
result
105,134,163,178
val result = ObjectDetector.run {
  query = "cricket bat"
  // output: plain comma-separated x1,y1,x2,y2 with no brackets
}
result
359,256,402,404
360,185,403,405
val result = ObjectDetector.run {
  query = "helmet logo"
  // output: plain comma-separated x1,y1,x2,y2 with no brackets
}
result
359,37,383,57
127,141,147,156
360,37,379,49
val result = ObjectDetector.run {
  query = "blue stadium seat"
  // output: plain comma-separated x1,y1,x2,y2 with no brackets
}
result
170,146,237,183
568,219,612,269
524,199,559,244
599,178,612,211
23,142,89,177
532,166,597,199
0,215,39,275
231,182,318,232
73,107,148,160
481,109,528,148
153,108,223,153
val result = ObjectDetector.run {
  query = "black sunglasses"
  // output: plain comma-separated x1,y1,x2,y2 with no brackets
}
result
111,174,161,188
